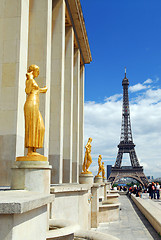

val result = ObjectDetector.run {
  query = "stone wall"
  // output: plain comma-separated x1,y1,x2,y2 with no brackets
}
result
0,0,92,186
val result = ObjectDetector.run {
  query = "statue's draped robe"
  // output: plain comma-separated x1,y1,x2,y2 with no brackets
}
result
24,78,45,148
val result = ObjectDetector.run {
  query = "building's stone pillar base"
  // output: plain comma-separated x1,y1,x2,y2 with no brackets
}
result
79,173,93,184
91,183,99,228
11,161,52,194
106,181,111,191
94,176,103,183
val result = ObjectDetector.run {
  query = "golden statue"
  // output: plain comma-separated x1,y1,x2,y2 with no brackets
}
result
17,64,47,161
82,138,92,174
102,162,106,179
96,155,102,177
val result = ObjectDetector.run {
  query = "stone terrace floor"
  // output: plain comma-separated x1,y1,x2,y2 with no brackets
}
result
93,194,161,240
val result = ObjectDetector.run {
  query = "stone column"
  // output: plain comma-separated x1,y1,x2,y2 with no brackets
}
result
106,181,111,191
79,64,85,174
49,0,65,184
72,48,80,183
27,0,52,157
91,183,99,228
63,26,74,183
0,0,29,186
103,183,108,201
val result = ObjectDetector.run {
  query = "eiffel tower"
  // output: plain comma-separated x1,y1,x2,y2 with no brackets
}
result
108,69,148,185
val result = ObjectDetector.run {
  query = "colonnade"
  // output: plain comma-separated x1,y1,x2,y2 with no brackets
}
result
0,0,91,185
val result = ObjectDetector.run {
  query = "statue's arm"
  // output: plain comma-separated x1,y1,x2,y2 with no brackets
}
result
25,80,33,94
40,86,48,93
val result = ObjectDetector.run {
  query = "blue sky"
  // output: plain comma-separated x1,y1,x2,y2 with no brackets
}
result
80,1,161,178
81,0,161,101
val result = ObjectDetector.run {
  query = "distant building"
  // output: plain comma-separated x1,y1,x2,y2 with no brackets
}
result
147,176,154,180
107,165,112,179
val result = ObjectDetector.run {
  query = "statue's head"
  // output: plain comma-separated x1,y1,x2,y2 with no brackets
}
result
28,65,39,78
99,154,102,158
88,137,92,142
102,162,104,165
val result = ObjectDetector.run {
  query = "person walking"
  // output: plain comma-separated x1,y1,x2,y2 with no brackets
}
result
151,182,156,199
138,184,143,198
156,182,160,200
148,183,152,199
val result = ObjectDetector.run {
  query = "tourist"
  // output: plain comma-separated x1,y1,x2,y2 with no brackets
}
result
128,186,134,198
156,182,160,200
138,184,143,198
133,185,137,195
144,183,148,193
129,186,132,192
151,182,156,199
148,183,152,199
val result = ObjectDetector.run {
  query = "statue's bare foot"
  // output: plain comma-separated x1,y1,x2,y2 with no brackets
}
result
27,148,41,156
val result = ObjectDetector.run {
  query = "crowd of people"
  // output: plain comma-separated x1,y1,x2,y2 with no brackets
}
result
128,182,161,199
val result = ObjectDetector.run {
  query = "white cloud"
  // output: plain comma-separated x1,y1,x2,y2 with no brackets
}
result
105,94,122,102
129,83,147,92
84,87,161,179
155,77,159,82
129,78,154,93
144,78,153,84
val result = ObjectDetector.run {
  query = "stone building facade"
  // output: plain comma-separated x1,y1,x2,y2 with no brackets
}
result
0,0,92,186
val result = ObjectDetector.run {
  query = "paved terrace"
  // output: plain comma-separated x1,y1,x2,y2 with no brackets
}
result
93,194,161,240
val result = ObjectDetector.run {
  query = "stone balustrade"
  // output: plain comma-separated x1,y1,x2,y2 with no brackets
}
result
131,194,161,235
0,190,54,240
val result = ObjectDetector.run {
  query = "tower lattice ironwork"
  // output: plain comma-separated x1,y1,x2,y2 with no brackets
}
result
108,69,148,185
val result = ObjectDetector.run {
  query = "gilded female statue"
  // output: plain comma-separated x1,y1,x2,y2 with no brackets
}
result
96,155,102,177
24,65,47,156
82,137,92,173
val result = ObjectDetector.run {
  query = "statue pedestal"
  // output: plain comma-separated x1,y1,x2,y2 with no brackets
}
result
103,178,107,183
94,176,103,183
79,173,93,184
11,159,52,194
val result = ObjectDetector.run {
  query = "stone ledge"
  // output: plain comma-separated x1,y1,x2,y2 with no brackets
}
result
50,184,91,193
75,229,120,240
92,183,100,188
12,161,52,169
106,193,120,198
99,203,120,210
102,194,120,204
0,190,54,214
131,194,161,235
47,218,80,239
47,219,120,240
118,191,128,195
107,190,119,194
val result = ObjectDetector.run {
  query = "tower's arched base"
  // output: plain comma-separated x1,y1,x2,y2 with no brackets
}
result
108,166,148,186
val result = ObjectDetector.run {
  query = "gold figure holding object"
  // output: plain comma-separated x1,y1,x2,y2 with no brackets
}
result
96,155,102,177
102,162,106,179
82,137,92,174
17,65,47,161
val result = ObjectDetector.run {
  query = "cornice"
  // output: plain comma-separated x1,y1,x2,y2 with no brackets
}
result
65,0,92,64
